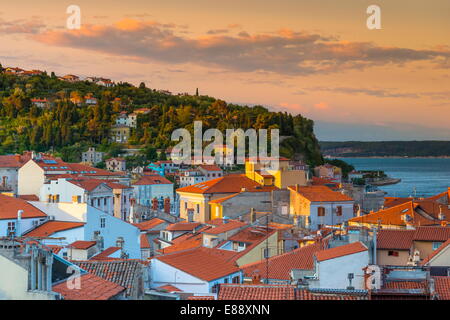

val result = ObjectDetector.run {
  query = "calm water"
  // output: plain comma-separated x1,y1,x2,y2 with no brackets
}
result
340,158,450,198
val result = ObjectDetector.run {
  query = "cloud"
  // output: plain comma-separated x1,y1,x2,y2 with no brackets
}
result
206,29,229,35
0,17,45,34
314,102,329,110
303,86,450,100
26,19,450,76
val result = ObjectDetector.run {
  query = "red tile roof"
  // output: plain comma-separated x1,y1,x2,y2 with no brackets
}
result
413,226,450,242
157,284,183,293
0,154,30,168
297,289,368,300
53,273,125,300
166,222,201,232
382,280,428,290
377,229,415,250
69,240,97,250
91,247,121,261
25,221,85,238
0,194,48,220
288,185,353,202
156,247,240,282
187,296,215,300
177,174,277,194
349,201,438,227
158,226,211,254
203,220,247,235
433,276,450,300
198,164,222,172
218,284,296,300
383,197,414,208
133,175,172,186
242,242,322,280
133,218,166,231
18,195,39,201
315,242,368,262
140,234,151,249
73,260,143,297
208,193,240,204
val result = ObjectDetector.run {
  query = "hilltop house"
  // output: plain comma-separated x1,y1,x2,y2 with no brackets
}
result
132,175,174,208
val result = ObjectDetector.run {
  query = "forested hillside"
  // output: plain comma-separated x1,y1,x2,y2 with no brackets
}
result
0,64,324,166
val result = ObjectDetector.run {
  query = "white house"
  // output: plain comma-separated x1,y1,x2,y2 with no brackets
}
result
28,201,141,259
151,247,242,298
306,241,369,290
0,194,48,237
18,154,129,197
81,147,104,165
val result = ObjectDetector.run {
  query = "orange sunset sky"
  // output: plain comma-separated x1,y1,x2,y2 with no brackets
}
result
0,0,449,140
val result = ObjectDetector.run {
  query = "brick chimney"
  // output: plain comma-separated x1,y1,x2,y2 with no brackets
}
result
152,197,159,211
15,154,21,163
164,197,171,214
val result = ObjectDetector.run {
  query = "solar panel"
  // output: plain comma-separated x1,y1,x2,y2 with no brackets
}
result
43,159,57,164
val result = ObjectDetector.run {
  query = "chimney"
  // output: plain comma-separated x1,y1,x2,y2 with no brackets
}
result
152,197,159,211
250,208,256,223
295,184,299,192
164,197,171,214
17,210,23,236
15,154,21,163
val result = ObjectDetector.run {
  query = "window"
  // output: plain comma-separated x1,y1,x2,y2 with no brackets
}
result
318,207,325,217
336,206,343,216
196,204,200,214
7,222,16,233
211,283,220,293
232,276,240,284
263,247,270,259
224,278,229,284
388,250,399,257
100,217,106,228
433,242,444,251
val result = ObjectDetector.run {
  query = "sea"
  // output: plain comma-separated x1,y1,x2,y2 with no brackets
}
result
339,158,450,198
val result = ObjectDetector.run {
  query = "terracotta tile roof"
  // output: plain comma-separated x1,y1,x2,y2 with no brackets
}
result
187,296,215,300
134,218,166,231
47,245,63,254
383,197,414,208
203,220,247,235
133,175,172,186
140,234,151,249
53,273,125,300
106,181,132,190
413,226,450,241
297,289,368,300
0,154,30,168
349,201,438,227
198,164,222,172
315,242,368,262
177,174,277,194
18,195,39,201
218,284,296,300
156,284,182,293
377,229,415,250
288,185,353,202
166,222,201,232
73,260,143,297
0,194,48,220
311,177,340,188
91,247,121,261
421,239,450,266
433,276,450,300
24,221,85,238
382,280,428,290
156,247,240,282
158,226,211,254
242,242,322,280
69,240,97,250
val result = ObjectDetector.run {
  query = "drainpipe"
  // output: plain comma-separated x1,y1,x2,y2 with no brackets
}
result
372,227,377,265
17,210,23,237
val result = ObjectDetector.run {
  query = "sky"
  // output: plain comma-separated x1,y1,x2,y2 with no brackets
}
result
0,0,449,141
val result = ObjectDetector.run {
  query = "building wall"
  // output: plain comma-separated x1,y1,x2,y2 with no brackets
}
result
133,184,174,207
235,231,281,267
414,241,439,261
0,217,46,237
427,246,450,267
312,250,369,290
18,160,45,196
0,167,19,193
0,254,55,300
377,249,410,266
220,192,272,219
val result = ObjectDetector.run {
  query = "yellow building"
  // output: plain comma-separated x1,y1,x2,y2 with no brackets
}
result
245,157,307,189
